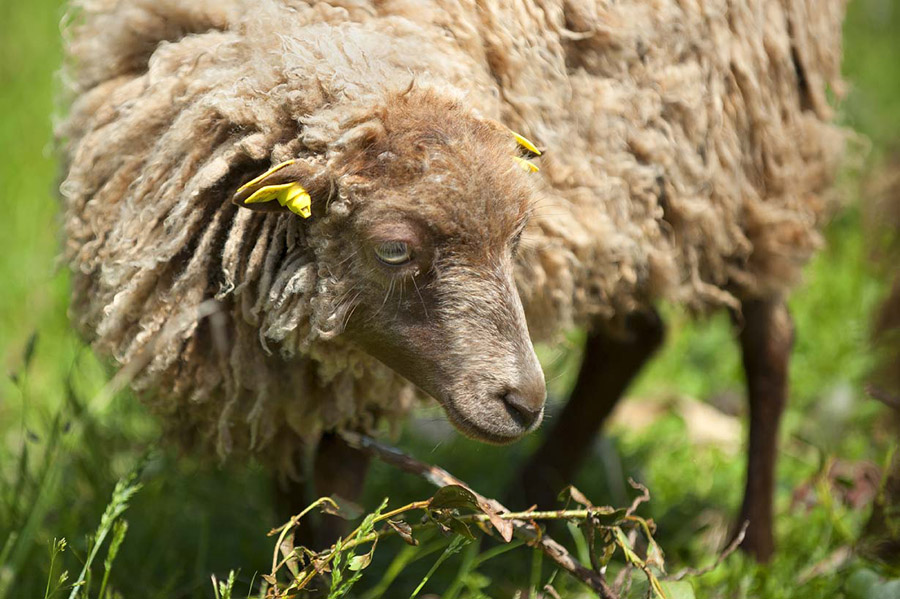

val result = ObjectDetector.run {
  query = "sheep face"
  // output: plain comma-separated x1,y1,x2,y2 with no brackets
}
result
236,91,547,444
340,95,548,444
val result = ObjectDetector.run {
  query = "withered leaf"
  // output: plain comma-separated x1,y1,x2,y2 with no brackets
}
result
559,485,594,508
646,537,666,573
596,535,617,568
387,518,418,546
478,500,513,543
320,494,364,520
279,531,301,578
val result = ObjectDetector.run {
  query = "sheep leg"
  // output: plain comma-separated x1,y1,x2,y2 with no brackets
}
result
272,433,370,549
733,297,793,562
514,309,665,509
312,432,371,546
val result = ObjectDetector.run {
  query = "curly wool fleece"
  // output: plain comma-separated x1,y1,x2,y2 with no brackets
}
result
59,0,846,474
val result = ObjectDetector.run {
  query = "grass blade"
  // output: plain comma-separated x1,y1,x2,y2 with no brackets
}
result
408,535,469,599
66,467,142,599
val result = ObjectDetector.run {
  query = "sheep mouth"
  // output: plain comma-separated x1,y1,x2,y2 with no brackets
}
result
439,400,538,446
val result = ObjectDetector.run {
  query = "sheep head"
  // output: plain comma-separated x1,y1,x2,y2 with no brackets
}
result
235,89,546,444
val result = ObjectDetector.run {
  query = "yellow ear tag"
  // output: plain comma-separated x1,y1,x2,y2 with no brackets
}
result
243,182,312,218
513,156,540,173
283,184,312,218
512,131,542,156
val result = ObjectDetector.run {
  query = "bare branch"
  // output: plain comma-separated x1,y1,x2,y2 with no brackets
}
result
624,478,650,518
866,383,900,410
612,561,633,592
672,520,749,581
542,584,563,599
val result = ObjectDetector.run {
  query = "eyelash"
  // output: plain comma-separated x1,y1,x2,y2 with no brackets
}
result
374,240,413,266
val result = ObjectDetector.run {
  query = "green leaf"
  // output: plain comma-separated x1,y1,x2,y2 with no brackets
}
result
215,571,236,599
348,551,374,572
612,527,643,567
631,577,695,599
328,499,387,599
659,580,695,599
846,569,900,599
593,507,628,526
441,516,475,540
429,485,481,512
613,527,668,598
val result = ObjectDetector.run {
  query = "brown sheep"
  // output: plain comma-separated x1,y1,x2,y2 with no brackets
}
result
59,0,847,560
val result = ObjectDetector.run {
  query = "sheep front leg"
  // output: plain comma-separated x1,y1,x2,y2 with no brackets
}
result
313,432,371,546
513,310,665,509
272,433,370,549
734,298,794,562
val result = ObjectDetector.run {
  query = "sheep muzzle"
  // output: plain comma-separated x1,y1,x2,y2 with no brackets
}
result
345,264,546,444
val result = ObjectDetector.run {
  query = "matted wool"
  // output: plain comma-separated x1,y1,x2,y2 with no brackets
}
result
59,0,846,472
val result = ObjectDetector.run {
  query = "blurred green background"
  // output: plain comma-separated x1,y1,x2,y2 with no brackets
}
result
1,1,898,598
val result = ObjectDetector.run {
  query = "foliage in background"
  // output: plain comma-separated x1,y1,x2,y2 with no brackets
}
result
2,0,900,597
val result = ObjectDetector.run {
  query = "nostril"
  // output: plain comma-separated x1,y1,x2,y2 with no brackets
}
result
501,390,543,429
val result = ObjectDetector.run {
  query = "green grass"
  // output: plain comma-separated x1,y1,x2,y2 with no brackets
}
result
1,0,900,597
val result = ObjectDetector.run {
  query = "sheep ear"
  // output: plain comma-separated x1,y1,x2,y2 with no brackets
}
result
232,160,313,218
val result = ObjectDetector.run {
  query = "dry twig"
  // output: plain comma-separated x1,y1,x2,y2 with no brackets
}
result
672,520,749,581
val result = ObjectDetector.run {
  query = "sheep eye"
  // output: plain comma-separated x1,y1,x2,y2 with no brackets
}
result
374,241,411,266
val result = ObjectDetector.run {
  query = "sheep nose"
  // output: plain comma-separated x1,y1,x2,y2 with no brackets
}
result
501,385,546,430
